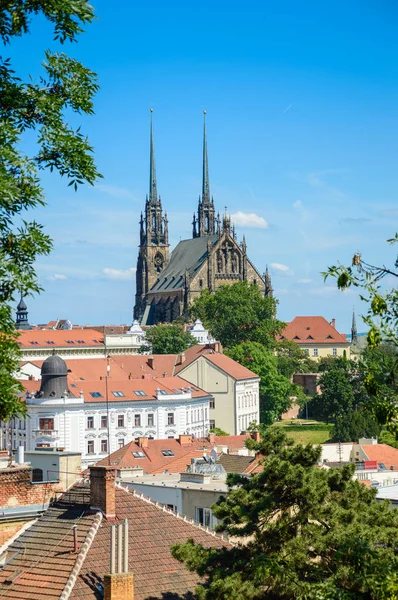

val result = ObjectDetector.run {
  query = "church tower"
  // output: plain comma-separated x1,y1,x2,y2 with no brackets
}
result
264,265,273,298
134,111,169,321
15,295,30,330
193,112,216,238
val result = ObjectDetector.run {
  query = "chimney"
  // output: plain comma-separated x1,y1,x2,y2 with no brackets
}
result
137,437,149,448
89,466,116,519
104,519,134,600
208,433,215,444
331,318,336,329
147,356,154,369
178,434,192,445
250,431,261,442
179,352,186,365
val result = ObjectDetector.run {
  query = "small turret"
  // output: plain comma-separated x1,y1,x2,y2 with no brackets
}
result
264,265,273,298
37,352,69,399
15,295,30,330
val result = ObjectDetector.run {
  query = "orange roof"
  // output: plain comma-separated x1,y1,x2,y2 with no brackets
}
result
175,344,259,380
361,444,398,470
96,434,250,473
16,329,104,348
279,316,348,345
20,375,210,404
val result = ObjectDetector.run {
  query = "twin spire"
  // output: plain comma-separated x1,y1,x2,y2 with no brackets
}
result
149,109,157,204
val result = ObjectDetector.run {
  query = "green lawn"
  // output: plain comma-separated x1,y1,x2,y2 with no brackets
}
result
272,420,333,445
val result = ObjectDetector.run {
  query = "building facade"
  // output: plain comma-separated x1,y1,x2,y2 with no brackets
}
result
280,316,351,360
134,114,272,325
13,355,211,468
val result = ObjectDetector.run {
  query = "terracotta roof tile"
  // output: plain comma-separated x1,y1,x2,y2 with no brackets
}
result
361,444,398,470
279,316,348,345
16,329,104,349
175,345,259,380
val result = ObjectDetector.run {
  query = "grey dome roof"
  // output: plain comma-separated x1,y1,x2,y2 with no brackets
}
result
41,354,68,377
17,297,27,311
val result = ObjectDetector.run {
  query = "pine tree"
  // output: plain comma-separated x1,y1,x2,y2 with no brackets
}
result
172,428,398,599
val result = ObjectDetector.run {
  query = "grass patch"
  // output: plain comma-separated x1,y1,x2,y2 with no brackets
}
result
272,420,333,445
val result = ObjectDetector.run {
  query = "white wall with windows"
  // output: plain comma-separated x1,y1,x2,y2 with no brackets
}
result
236,379,260,434
21,391,210,468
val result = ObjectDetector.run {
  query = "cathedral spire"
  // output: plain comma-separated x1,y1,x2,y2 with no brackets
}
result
149,108,157,203
351,308,358,344
202,111,210,204
264,265,273,298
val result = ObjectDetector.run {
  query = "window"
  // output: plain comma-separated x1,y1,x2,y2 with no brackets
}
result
332,348,337,356
209,419,215,429
199,278,203,288
87,416,94,429
101,415,108,429
101,439,108,453
313,348,319,357
158,389,167,395
134,414,141,427
87,440,94,454
117,415,125,427
161,450,174,457
147,414,154,427
32,468,43,482
167,413,174,425
132,451,145,458
210,398,215,409
39,418,54,431
195,507,212,528
118,439,125,449
90,391,103,398
112,391,125,398
134,390,146,397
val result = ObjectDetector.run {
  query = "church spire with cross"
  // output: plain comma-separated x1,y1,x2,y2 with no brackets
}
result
144,109,168,246
193,111,216,238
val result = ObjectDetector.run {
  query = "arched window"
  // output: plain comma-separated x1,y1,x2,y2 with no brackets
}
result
152,214,156,230
32,468,43,482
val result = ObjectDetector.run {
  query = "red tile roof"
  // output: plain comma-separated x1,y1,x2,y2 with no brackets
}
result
279,316,348,345
361,444,398,470
16,329,104,349
96,434,250,474
175,344,259,380
0,484,228,600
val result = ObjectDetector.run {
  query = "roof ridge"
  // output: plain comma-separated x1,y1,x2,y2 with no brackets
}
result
59,512,103,600
115,483,230,544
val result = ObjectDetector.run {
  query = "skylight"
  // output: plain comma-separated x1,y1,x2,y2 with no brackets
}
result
132,451,145,458
89,391,103,398
158,389,167,395
112,391,125,397
161,450,174,457
134,390,146,396
46,340,55,345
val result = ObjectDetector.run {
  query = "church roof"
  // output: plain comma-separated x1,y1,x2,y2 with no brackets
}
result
150,234,219,293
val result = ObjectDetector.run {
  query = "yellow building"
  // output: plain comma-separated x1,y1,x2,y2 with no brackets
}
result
280,316,351,360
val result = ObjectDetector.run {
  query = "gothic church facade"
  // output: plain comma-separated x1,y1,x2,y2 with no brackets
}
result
134,114,273,325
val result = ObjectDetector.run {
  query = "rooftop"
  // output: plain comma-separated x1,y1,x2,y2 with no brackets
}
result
280,316,349,345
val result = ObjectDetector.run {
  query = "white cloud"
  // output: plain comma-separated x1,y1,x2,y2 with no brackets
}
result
231,211,269,229
293,200,302,209
96,184,135,199
310,285,353,296
54,274,67,280
102,267,136,281
45,273,68,282
270,263,294,277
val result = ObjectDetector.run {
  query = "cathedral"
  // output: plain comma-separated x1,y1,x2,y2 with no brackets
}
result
134,113,273,325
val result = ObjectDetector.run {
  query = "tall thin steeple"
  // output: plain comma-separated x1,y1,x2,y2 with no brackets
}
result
202,111,210,204
264,265,273,298
351,309,358,344
193,111,216,238
149,108,157,203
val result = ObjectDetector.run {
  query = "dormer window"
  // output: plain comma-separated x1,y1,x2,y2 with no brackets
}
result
293,336,300,340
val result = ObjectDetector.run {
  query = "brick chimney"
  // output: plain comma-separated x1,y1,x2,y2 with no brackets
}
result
178,434,192,445
179,352,186,365
331,318,336,329
147,356,154,369
104,573,134,600
90,466,116,519
250,431,261,442
137,437,149,448
208,433,215,444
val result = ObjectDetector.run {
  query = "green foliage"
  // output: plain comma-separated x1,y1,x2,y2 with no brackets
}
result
140,323,197,355
189,281,283,349
0,2,100,420
172,427,398,599
332,409,380,443
210,427,229,436
275,339,318,378
227,342,300,425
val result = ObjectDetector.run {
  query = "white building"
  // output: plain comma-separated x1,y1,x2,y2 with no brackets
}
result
9,354,211,468
188,320,216,345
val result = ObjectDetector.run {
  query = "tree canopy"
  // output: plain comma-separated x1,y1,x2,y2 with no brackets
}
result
140,323,197,355
189,282,283,349
172,427,398,599
0,1,100,421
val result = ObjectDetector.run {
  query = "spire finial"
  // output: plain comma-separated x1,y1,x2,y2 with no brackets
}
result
351,307,358,344
202,110,210,204
264,265,273,298
149,109,157,202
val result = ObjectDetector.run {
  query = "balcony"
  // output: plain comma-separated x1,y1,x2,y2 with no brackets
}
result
32,429,59,440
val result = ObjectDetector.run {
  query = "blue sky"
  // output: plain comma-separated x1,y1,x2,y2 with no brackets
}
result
11,0,398,332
